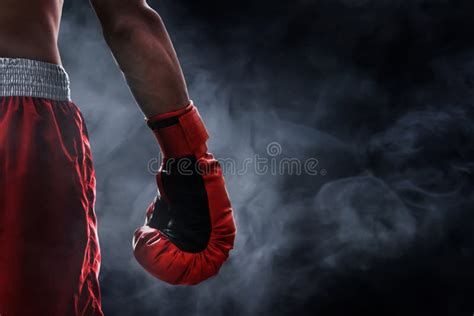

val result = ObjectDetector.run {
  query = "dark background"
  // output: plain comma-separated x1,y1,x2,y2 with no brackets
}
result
60,1,474,315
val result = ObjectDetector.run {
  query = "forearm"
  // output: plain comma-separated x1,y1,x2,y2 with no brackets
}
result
90,1,189,116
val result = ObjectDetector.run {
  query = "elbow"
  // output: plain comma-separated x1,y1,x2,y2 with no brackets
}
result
99,12,144,41
102,18,144,45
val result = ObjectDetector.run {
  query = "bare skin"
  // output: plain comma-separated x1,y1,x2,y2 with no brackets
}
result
0,0,63,64
0,0,188,116
90,0,190,117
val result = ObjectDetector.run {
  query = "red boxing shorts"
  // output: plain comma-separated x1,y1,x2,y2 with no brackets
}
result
0,58,103,316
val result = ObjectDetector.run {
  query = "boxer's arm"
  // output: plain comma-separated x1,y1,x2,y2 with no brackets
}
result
90,0,189,116
90,1,236,285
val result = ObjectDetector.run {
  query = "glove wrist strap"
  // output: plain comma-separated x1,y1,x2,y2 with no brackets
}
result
146,101,209,159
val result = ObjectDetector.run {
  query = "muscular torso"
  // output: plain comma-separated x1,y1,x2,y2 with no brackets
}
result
0,0,63,64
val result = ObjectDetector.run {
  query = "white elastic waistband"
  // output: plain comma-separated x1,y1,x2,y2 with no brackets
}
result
0,58,70,101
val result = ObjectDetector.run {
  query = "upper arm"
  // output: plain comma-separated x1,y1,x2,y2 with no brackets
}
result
90,1,169,52
89,0,149,31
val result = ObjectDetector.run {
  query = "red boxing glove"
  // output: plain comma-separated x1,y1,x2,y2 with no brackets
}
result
133,102,236,285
